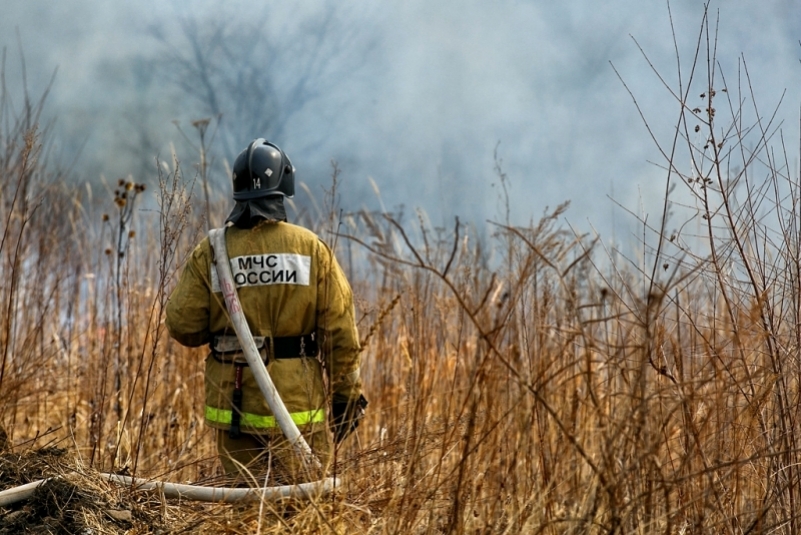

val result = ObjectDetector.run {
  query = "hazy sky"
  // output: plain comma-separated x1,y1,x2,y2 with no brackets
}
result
2,0,799,241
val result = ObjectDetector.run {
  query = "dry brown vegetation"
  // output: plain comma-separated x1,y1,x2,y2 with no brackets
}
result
2,12,801,534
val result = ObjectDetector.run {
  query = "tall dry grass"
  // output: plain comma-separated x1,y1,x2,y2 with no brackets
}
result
2,12,801,534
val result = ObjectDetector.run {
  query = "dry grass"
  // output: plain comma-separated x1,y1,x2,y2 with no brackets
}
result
2,11,801,534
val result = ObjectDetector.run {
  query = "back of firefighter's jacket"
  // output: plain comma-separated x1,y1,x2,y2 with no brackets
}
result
165,221,362,435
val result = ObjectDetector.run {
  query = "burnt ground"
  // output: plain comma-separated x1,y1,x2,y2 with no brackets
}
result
0,448,170,534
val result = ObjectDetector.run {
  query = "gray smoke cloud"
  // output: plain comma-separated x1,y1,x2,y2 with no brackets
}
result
2,0,799,240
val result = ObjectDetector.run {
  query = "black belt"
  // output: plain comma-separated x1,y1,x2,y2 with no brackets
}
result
211,333,318,363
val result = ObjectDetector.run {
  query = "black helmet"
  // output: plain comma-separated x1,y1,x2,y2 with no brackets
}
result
231,139,295,200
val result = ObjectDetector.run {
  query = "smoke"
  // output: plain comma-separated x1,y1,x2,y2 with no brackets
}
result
2,0,799,238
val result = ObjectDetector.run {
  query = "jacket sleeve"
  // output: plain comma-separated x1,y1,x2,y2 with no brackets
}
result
316,239,362,401
165,239,213,347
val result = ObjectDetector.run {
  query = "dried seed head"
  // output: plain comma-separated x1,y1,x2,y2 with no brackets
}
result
102,214,109,222
128,230,136,238
694,125,700,132
104,248,112,255
125,182,134,191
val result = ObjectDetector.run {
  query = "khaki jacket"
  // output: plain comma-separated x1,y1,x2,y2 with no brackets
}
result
165,221,361,435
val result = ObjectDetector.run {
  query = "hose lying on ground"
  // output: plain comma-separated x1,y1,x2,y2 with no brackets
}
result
0,479,51,507
0,475,339,507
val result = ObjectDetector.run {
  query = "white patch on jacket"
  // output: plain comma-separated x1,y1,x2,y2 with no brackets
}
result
211,253,311,292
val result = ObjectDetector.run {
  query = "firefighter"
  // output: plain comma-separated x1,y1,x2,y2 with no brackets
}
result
165,139,366,483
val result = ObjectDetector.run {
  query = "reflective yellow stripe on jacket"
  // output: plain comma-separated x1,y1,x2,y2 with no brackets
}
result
204,406,325,429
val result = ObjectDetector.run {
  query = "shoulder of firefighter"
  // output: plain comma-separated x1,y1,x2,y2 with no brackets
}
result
165,222,363,435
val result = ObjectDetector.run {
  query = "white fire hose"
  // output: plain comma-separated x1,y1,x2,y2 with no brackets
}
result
0,227,335,507
0,475,338,506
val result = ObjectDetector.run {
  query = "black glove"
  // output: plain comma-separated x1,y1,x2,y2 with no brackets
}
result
331,394,368,444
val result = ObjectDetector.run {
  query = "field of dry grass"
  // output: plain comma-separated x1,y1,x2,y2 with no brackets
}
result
2,17,801,535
